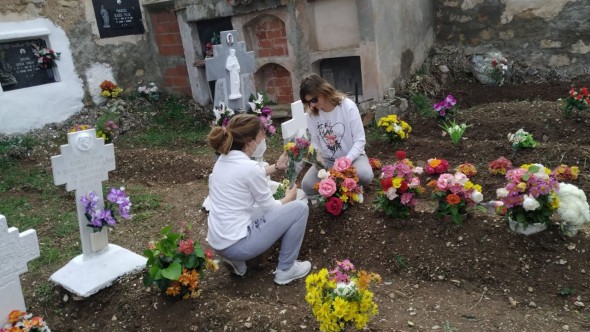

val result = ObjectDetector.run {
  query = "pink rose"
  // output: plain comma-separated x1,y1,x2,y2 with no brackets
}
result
454,172,468,185
342,177,357,191
318,178,337,197
333,157,352,172
437,173,455,191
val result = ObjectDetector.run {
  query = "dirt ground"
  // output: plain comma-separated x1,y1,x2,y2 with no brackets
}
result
18,78,590,331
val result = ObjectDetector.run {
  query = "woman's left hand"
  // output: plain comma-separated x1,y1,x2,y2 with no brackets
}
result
276,152,289,170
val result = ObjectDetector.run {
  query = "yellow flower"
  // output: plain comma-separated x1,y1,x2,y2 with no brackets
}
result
392,177,403,188
473,184,482,193
571,166,580,177
516,182,527,192
332,297,348,318
549,193,560,209
386,125,394,133
284,142,295,151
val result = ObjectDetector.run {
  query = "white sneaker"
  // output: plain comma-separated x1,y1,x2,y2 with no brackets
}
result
273,260,312,285
223,258,247,277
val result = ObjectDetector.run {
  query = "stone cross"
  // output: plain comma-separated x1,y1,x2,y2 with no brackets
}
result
51,129,115,258
282,100,308,142
0,214,40,327
205,30,255,111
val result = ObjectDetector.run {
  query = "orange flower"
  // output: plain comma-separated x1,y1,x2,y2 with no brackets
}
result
446,193,461,205
8,310,26,324
165,282,181,296
428,159,442,168
357,270,371,290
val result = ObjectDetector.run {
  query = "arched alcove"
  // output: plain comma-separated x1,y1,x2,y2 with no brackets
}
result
254,63,293,104
243,14,288,58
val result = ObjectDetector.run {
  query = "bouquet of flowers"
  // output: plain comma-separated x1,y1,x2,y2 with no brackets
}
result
100,80,124,99
80,187,132,233
144,225,219,299
249,91,276,135
314,157,363,216
433,94,457,118
212,102,235,127
96,120,119,144
2,310,51,332
455,162,477,177
376,114,412,142
552,164,579,182
440,119,470,144
374,152,424,218
32,43,60,69
559,86,589,116
428,172,484,225
488,156,513,175
284,137,324,186
495,164,560,229
478,51,509,86
305,259,381,332
508,128,538,150
425,157,449,175
138,82,160,102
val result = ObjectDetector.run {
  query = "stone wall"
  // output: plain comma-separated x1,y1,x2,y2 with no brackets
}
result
435,0,590,81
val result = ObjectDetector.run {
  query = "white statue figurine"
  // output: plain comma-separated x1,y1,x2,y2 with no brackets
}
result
226,48,242,100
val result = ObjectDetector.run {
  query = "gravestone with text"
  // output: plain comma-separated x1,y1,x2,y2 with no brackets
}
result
92,0,145,39
50,129,146,297
0,38,56,92
0,215,40,327
205,30,255,111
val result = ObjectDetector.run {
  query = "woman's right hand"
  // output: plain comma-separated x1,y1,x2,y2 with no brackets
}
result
281,184,299,204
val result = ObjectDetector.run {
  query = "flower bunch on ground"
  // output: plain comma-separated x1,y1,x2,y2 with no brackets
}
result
495,164,559,228
425,158,449,175
508,128,538,149
560,86,589,116
480,51,509,85
314,157,363,216
455,163,477,177
32,43,60,70
428,172,484,225
376,114,411,142
96,120,119,144
144,225,218,299
212,102,235,127
138,82,160,102
374,153,424,218
433,94,457,118
2,310,51,332
100,80,124,98
440,119,470,144
305,259,381,332
552,164,579,182
80,187,132,232
488,156,512,175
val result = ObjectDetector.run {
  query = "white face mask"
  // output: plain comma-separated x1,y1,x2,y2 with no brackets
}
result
251,139,267,158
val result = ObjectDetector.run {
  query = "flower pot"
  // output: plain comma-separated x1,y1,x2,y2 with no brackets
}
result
89,229,109,252
508,218,547,235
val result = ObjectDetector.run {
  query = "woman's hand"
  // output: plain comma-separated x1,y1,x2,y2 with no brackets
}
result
276,152,289,170
281,184,298,204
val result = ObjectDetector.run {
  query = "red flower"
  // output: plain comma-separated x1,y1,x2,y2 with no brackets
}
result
398,181,409,193
325,197,344,216
446,194,461,205
380,178,393,191
395,150,406,160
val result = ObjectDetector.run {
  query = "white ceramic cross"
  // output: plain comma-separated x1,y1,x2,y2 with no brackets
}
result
281,100,308,142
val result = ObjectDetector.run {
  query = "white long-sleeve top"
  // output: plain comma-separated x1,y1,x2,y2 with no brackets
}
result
207,150,281,250
305,97,366,163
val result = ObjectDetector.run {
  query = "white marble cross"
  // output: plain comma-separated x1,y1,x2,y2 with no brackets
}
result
281,100,308,142
205,30,256,111
0,214,40,327
51,128,115,257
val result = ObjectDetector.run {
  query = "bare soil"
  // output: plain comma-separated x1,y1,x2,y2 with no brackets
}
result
18,79,590,331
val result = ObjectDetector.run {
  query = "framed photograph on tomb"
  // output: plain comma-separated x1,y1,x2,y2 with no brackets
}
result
92,0,145,39
0,38,57,92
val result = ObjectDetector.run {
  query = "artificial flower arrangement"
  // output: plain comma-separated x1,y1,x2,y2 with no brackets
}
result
80,187,132,232
440,119,470,144
313,157,363,216
305,259,381,332
2,310,51,332
144,225,219,299
455,162,477,177
96,120,119,144
32,43,60,70
480,51,509,86
495,163,559,231
425,158,449,175
433,94,457,118
560,86,589,116
374,151,424,218
284,136,324,186
376,114,412,142
138,82,161,102
427,171,484,225
552,164,579,182
508,128,538,150
488,156,513,175
100,80,124,99
249,91,276,135
212,102,235,127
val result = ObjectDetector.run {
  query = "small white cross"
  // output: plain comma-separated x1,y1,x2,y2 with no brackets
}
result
282,100,308,142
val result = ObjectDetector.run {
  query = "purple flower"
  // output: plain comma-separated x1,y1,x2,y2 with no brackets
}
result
445,94,457,107
80,192,99,214
261,106,272,116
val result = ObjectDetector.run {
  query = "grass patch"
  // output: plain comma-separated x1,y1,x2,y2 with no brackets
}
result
411,93,435,118
0,135,37,162
30,243,79,272
52,212,78,238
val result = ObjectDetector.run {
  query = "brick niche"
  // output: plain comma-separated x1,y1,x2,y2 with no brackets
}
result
255,64,293,104
253,15,288,58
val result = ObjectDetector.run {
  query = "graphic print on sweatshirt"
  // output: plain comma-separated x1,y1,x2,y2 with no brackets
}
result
317,121,344,158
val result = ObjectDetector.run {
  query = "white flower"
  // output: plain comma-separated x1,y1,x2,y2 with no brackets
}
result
333,281,357,297
413,166,424,174
386,187,398,200
317,169,329,180
471,190,483,203
522,194,540,211
253,92,263,105
496,188,509,198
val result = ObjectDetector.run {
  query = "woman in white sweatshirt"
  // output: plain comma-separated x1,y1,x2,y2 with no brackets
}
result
206,114,311,285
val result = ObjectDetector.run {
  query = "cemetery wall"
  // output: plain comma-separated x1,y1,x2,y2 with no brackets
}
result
435,0,590,80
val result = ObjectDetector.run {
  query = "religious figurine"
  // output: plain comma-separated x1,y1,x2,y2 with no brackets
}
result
100,5,110,28
226,48,242,100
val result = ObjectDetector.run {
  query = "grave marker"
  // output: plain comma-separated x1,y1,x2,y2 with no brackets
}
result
0,215,40,327
49,129,146,297
281,100,307,142
0,38,56,92
92,0,145,39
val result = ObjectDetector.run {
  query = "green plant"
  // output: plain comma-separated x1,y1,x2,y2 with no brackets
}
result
0,135,37,162
410,93,433,117
560,86,589,116
395,255,408,270
507,128,538,150
143,225,217,299
440,119,470,145
558,287,576,297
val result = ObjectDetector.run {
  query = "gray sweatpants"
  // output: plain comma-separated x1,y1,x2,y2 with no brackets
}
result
301,154,374,195
216,200,309,271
